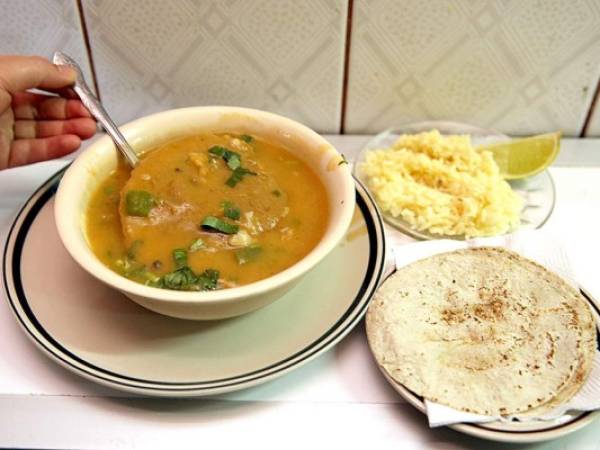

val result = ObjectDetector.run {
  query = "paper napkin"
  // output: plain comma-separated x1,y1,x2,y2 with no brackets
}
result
387,230,600,427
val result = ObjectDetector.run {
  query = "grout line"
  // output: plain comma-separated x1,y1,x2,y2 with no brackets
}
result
75,0,101,100
339,0,354,135
579,77,600,137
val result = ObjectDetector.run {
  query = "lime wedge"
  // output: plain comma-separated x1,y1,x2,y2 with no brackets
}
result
479,132,561,180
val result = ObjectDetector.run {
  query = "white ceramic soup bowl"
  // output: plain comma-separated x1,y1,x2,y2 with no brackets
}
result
55,107,355,320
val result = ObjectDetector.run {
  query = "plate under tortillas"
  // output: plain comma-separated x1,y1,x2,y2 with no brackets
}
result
366,247,597,416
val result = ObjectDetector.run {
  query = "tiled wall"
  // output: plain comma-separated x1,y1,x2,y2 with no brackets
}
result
81,0,347,132
1,0,600,136
345,0,600,136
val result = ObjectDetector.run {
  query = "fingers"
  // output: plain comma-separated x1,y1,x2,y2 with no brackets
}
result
12,92,91,120
0,56,89,169
8,135,81,168
40,97,91,119
0,55,76,95
45,86,79,99
14,118,96,139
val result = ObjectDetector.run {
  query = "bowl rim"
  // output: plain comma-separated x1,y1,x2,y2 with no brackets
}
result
54,106,355,304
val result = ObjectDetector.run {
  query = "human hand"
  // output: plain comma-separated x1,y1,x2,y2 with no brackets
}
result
0,55,96,169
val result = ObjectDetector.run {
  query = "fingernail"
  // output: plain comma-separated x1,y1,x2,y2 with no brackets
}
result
57,65,77,82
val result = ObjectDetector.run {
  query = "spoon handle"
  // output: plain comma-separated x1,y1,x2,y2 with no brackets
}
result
53,51,139,167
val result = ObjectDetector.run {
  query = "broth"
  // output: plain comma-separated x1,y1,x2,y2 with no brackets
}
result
85,133,329,290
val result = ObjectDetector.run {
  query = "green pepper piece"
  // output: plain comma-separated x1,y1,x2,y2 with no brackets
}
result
125,190,156,217
221,201,241,220
201,216,239,234
235,246,262,265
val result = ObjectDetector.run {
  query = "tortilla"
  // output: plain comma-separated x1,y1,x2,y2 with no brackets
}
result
366,247,597,416
523,307,597,417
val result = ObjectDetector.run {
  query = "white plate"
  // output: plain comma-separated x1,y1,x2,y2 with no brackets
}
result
2,168,386,396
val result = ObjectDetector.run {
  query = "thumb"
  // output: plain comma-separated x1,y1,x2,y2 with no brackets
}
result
0,55,76,94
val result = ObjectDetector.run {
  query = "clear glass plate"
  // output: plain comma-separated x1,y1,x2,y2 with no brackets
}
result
353,121,556,240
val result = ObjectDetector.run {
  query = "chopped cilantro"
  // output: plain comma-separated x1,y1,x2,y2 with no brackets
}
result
172,248,188,269
197,269,220,290
157,267,197,290
150,249,220,291
208,145,258,186
208,146,241,170
126,240,143,260
226,167,257,187
155,267,220,291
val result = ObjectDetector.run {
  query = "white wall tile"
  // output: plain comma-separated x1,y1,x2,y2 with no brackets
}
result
0,0,94,87
83,0,347,133
345,0,600,136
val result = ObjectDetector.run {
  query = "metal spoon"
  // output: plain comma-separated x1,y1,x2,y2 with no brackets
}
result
53,51,139,167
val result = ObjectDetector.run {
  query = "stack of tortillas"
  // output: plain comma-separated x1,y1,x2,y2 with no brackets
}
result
366,247,597,416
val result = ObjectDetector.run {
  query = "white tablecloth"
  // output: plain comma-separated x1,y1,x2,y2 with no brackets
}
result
1,136,600,449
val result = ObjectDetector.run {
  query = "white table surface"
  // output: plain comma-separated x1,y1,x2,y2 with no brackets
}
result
1,136,600,450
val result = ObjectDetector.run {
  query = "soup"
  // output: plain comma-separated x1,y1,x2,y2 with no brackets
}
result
85,134,329,290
